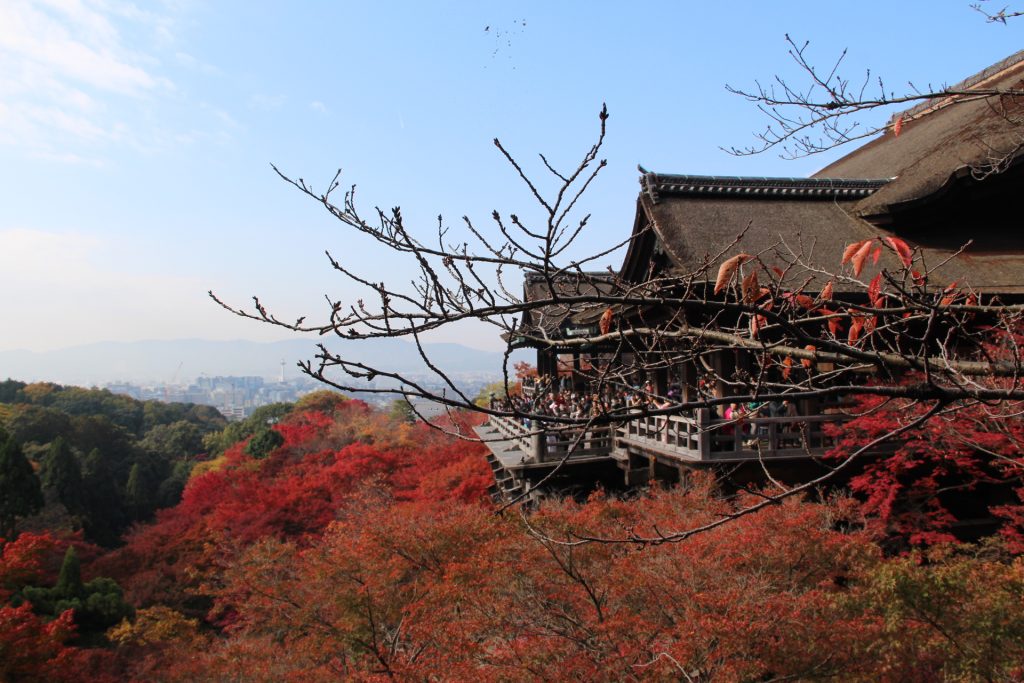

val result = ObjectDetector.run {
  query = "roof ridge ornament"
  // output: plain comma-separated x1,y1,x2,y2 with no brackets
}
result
640,172,890,202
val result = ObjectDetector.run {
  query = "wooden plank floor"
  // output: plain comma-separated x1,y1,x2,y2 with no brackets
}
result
473,423,531,468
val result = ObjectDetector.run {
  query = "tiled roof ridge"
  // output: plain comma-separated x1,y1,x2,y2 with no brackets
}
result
893,49,1024,123
641,173,891,203
522,271,611,283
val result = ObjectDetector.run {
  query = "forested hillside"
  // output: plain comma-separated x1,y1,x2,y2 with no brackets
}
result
2,384,1024,681
0,380,227,546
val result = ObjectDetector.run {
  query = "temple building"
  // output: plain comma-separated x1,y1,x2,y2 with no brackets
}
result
477,51,1024,501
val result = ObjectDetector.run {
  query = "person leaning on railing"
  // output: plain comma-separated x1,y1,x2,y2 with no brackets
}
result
782,399,803,447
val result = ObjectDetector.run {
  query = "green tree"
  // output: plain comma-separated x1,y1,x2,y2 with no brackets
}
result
49,387,143,434
139,420,204,460
22,545,133,641
388,398,418,423
142,400,226,434
39,437,84,516
473,380,517,408
81,448,126,547
202,402,292,456
245,427,284,459
0,429,43,541
156,459,194,508
125,462,157,522
3,404,72,447
54,545,83,598
70,415,136,479
293,390,348,413
0,379,25,404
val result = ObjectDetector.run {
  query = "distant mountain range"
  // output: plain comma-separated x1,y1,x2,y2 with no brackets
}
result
0,338,526,386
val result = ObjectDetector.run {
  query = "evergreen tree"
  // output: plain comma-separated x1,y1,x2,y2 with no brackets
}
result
39,437,83,516
125,462,156,521
22,544,133,640
156,459,193,508
54,545,83,598
245,427,284,459
388,398,417,423
0,428,43,541
81,448,126,546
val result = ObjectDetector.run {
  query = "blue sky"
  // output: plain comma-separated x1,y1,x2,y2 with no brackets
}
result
1,0,1020,352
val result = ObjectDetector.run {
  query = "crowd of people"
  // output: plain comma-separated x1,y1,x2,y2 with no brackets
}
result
494,377,677,421
492,375,809,449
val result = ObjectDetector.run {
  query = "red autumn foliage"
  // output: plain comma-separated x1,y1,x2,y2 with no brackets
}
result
848,315,865,344
0,604,115,682
842,236,916,278
98,400,491,612
0,604,75,680
850,240,874,276
10,392,1009,682
801,344,815,368
740,269,759,303
513,360,538,379
841,240,864,265
599,306,615,334
884,235,914,267
125,481,1024,682
867,272,882,307
0,532,66,600
0,531,101,601
819,279,834,301
828,383,1024,548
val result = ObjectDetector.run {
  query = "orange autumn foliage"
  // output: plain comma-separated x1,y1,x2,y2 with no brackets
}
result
32,398,1018,682
127,482,1024,682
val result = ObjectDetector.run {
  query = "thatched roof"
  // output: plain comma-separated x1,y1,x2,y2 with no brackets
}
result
622,52,1024,295
627,172,1024,294
815,50,1024,218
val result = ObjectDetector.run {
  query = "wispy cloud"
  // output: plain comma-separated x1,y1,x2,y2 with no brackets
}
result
0,0,162,95
175,50,220,75
0,0,208,164
249,93,288,111
309,100,327,114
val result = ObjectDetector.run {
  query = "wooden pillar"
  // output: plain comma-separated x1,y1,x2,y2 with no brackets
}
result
532,428,548,464
697,408,712,460
655,366,668,397
538,349,553,382
713,351,737,409
681,359,693,403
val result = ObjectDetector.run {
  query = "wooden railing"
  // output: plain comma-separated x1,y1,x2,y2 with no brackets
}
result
489,414,534,456
489,415,615,464
491,410,847,465
617,409,844,461
618,410,710,458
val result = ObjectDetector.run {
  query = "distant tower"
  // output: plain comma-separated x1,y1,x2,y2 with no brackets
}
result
279,359,285,383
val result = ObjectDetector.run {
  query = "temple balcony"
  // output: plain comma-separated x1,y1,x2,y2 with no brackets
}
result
481,409,842,466
476,407,886,500
615,409,842,463
479,415,616,468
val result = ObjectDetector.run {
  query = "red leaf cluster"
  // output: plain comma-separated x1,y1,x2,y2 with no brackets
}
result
99,402,492,611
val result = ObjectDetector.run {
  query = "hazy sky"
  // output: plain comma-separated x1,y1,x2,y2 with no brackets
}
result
1,1,1020,353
